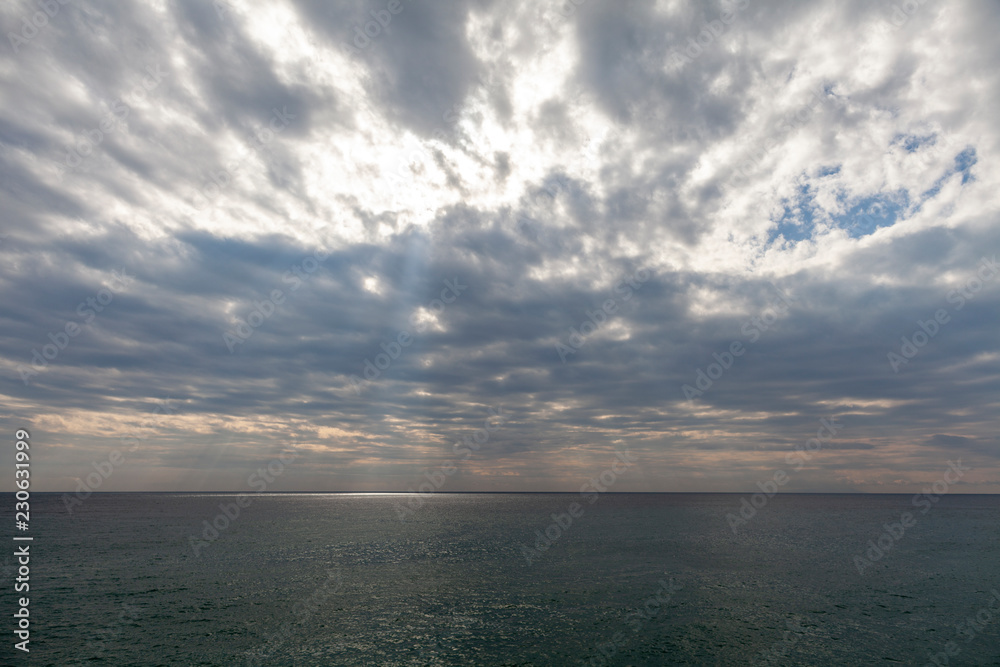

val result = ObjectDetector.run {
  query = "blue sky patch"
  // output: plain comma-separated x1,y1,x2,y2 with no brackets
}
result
893,133,937,153
767,183,819,245
954,147,977,184
836,193,906,238
920,146,978,202
768,185,909,245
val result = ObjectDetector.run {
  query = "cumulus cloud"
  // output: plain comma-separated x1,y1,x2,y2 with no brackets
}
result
1,0,998,492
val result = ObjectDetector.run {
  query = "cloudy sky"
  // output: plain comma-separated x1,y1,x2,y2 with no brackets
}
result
1,0,998,493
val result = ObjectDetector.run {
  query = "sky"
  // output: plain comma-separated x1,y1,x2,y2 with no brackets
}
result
1,0,998,493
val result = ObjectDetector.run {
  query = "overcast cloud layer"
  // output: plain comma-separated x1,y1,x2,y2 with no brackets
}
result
1,0,998,492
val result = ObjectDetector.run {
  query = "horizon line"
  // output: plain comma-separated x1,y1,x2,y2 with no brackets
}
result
12,491,1000,496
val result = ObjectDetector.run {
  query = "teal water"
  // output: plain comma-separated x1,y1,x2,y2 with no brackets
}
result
5,493,1000,665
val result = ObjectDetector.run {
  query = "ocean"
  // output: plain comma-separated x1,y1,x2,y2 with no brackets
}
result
6,492,1000,665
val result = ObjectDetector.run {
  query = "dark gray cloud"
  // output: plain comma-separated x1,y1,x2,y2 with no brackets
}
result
0,0,997,492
